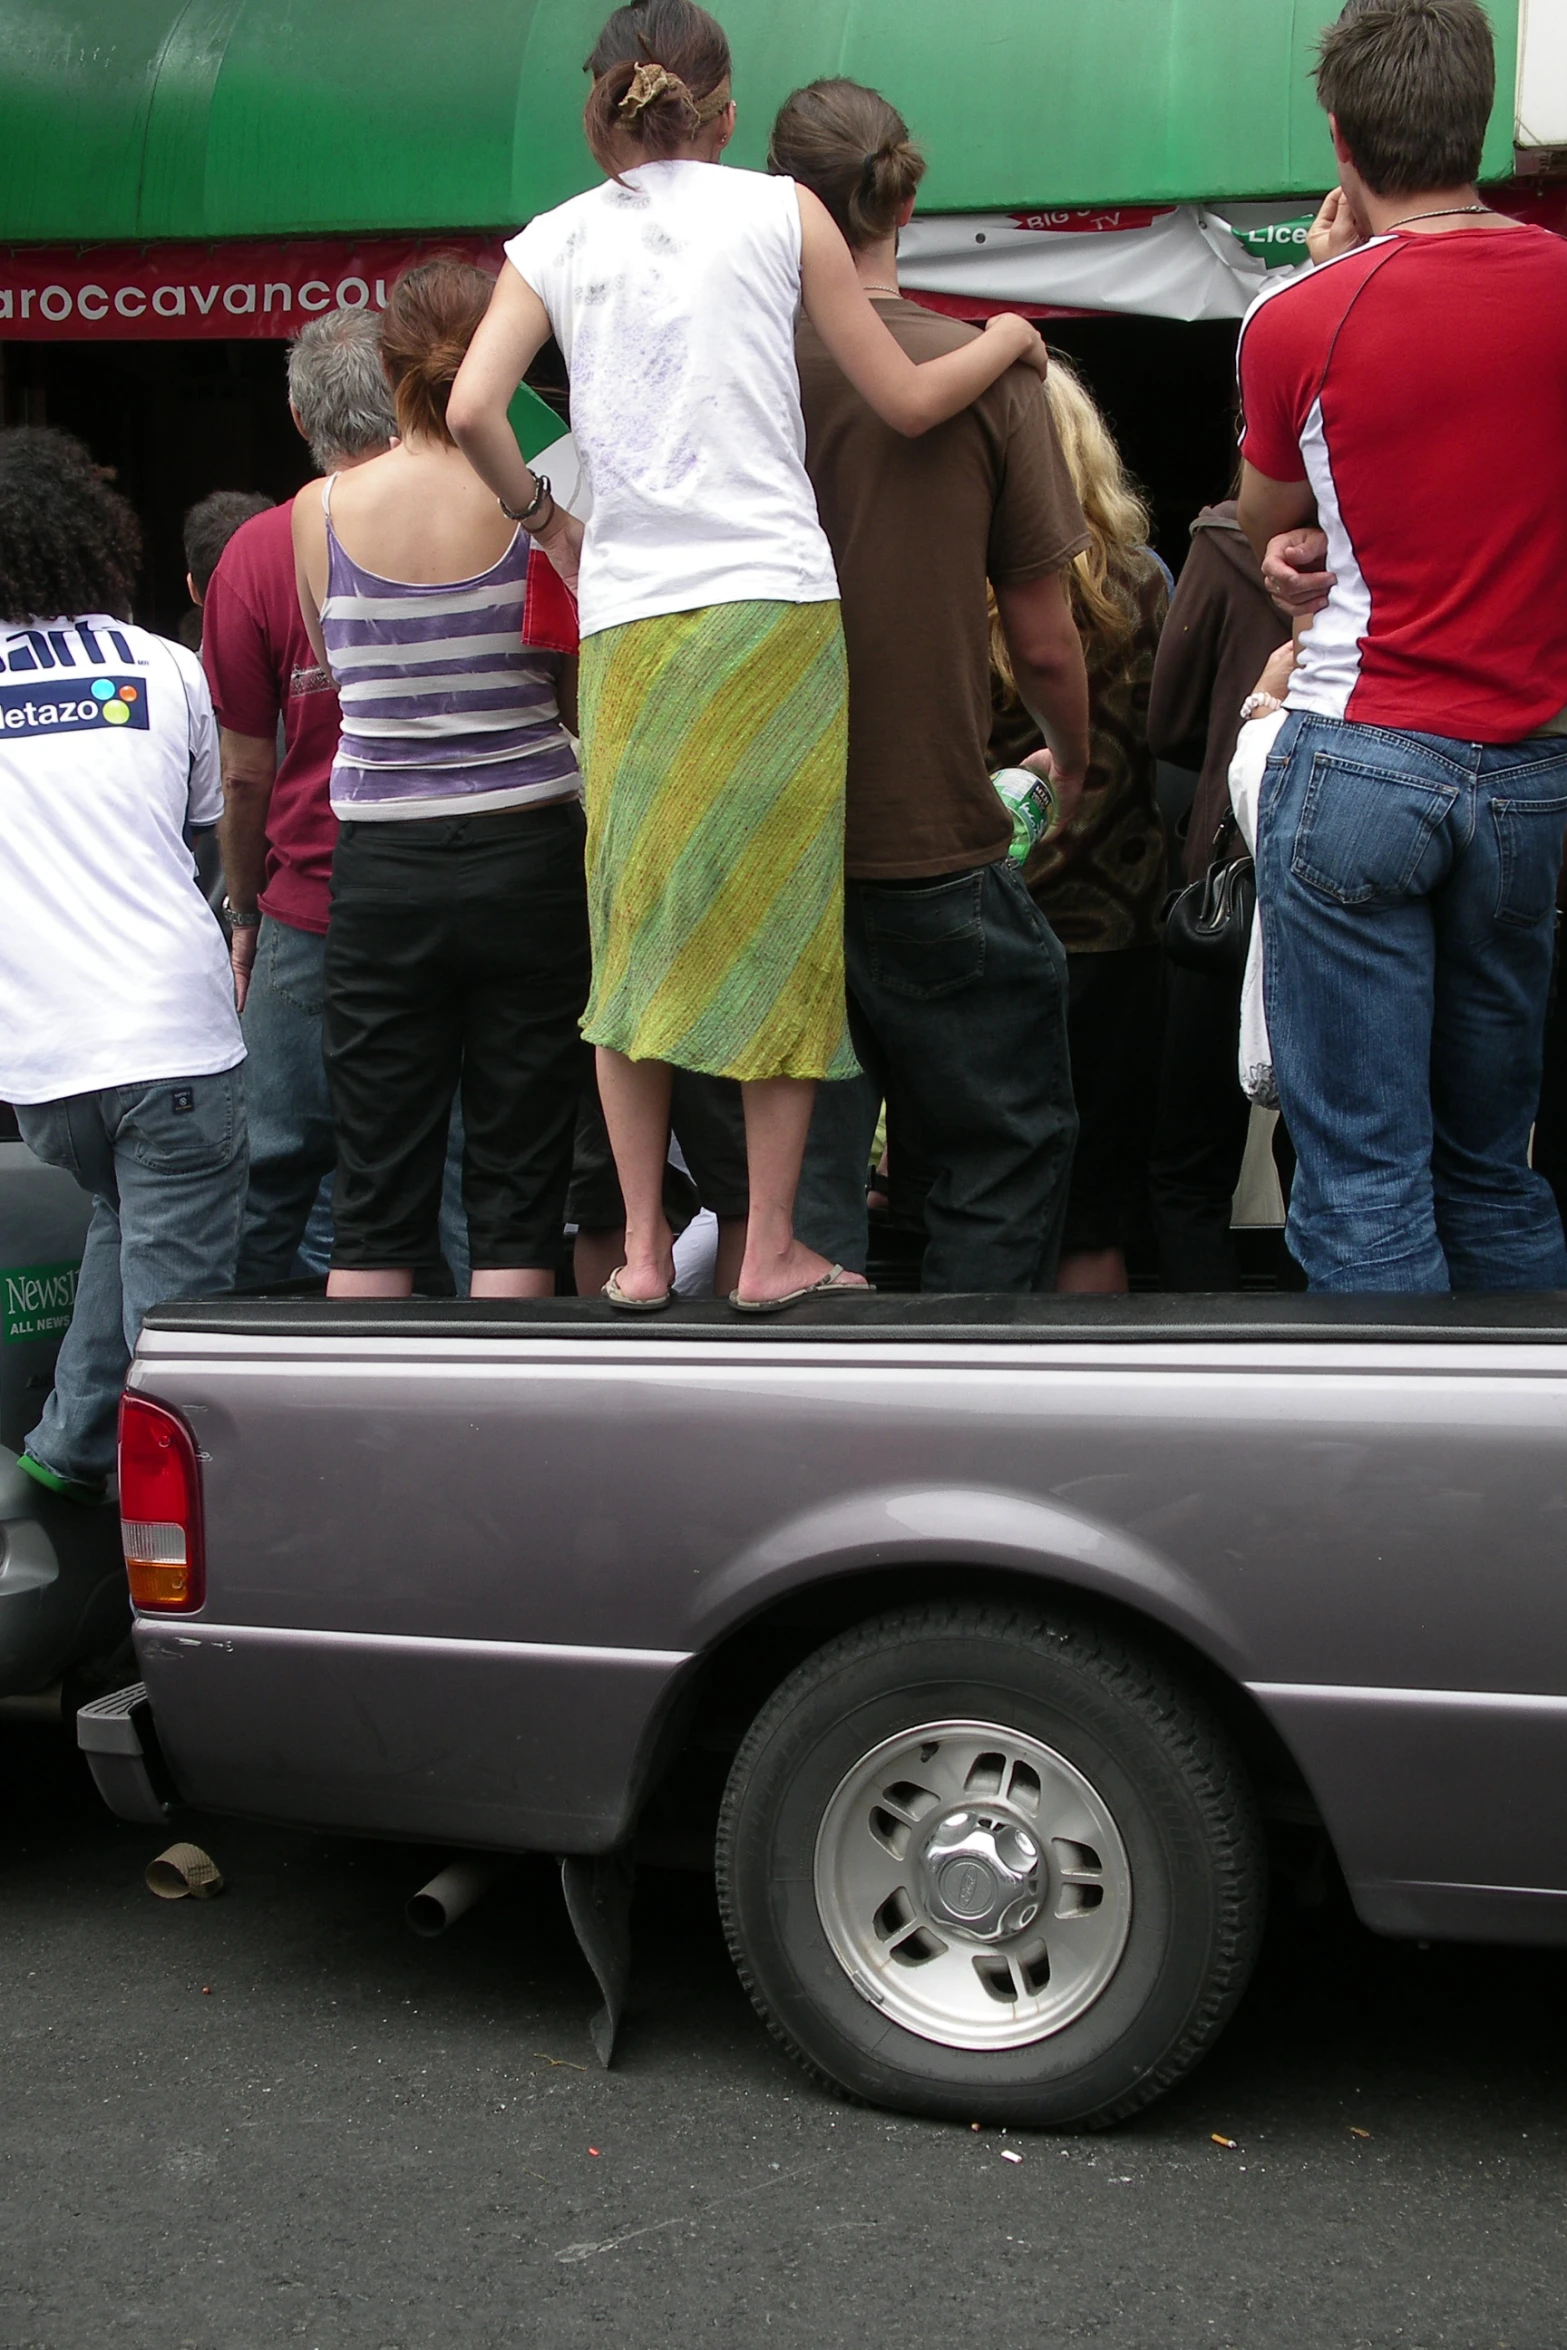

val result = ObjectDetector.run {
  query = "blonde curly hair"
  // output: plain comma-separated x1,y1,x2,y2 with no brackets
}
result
991,351,1151,695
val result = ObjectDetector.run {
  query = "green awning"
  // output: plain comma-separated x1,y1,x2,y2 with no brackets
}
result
1,0,1519,246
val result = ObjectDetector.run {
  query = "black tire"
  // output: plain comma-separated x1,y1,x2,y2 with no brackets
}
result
715,1603,1265,2129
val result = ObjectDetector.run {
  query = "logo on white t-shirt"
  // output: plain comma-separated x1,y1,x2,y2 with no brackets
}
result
0,675,149,736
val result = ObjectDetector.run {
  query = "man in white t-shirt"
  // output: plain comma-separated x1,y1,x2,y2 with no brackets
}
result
0,430,248,1504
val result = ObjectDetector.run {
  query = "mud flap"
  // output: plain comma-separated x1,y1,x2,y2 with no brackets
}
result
559,1852,634,2068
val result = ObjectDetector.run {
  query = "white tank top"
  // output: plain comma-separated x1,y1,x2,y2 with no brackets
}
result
506,162,839,639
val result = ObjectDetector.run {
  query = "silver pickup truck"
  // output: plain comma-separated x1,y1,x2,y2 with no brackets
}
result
80,1290,1567,2129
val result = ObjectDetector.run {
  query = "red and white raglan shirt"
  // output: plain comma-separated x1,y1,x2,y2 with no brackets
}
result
1237,226,1567,742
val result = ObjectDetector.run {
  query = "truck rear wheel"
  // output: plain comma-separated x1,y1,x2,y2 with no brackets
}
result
715,1603,1265,2129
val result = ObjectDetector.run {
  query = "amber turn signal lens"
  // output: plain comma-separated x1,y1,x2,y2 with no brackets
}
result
118,1394,205,1613
127,1558,191,1608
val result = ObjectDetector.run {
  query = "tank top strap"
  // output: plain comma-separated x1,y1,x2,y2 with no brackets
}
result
320,473,362,601
493,522,531,585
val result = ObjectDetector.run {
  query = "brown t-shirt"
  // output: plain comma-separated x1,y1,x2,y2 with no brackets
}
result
796,297,1089,879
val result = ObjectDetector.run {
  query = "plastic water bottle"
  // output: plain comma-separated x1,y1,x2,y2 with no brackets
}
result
991,766,1060,863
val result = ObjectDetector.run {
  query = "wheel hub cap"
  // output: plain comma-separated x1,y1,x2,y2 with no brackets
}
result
813,1719,1133,2052
920,1810,1043,1942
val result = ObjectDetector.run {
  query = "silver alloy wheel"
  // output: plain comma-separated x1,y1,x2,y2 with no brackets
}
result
812,1718,1133,2052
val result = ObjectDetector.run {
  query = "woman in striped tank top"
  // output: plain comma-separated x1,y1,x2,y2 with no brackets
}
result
293,259,591,1298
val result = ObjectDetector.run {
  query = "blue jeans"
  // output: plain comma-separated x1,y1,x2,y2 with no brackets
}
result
238,916,469,1291
795,861,1078,1290
1257,713,1567,1293
236,916,337,1290
16,1071,248,1482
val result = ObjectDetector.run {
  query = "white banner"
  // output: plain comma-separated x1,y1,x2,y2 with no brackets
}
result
898,204,1285,324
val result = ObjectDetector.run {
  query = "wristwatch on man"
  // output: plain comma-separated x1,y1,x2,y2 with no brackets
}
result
221,896,261,929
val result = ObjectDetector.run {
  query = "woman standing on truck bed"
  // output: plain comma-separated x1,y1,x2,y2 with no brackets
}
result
448,0,1050,1311
293,259,590,1302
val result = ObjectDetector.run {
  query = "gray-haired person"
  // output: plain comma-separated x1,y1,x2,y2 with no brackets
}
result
201,309,396,1287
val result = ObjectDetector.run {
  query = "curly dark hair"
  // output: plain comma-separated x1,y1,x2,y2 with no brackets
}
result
0,427,141,625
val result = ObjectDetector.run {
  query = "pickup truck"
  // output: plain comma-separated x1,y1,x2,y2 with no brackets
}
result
79,1288,1567,2129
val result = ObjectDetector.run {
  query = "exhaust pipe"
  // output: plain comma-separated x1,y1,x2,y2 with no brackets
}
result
405,1858,505,1938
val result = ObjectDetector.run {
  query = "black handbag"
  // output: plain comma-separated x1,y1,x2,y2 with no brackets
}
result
1161,810,1256,981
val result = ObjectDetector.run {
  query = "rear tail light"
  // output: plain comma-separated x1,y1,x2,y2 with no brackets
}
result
118,1393,205,1612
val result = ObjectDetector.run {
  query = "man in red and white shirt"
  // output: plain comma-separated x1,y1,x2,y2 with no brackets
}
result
1236,0,1567,1295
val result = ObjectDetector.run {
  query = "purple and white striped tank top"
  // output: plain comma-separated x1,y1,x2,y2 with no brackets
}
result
319,476,581,820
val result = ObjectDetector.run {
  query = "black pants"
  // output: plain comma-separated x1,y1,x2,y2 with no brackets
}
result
323,803,591,1269
1060,945,1163,1257
1147,960,1253,1290
568,1066,749,1227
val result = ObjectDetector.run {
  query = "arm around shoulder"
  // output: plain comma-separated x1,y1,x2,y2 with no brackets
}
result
795,187,1047,437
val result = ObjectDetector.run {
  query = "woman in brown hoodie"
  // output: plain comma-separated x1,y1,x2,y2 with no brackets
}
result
1145,498,1289,1289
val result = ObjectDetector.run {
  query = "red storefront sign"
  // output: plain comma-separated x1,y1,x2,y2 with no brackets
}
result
0,235,507,339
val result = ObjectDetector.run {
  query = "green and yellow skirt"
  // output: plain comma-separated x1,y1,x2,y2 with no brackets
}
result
576,597,858,1084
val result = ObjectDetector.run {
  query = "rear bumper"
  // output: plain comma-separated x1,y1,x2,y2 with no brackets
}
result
77,1682,175,1825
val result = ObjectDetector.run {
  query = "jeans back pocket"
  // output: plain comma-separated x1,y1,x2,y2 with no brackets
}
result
1491,793,1567,931
862,871,986,1000
1290,750,1457,908
122,1070,241,1176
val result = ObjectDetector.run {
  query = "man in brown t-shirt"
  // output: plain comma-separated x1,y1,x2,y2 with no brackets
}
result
779,83,1092,1289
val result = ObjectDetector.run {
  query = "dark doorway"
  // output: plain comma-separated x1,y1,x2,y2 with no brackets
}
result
0,339,308,639
0,313,1239,642
1041,315,1241,573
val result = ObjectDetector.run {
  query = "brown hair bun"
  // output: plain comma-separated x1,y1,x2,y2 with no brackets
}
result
767,79,926,252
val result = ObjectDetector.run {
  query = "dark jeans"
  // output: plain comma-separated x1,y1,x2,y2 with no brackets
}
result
323,802,592,1270
1148,960,1253,1290
1258,713,1567,1292
796,860,1077,1291
235,914,336,1288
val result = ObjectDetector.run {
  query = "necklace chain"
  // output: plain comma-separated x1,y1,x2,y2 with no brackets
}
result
863,283,900,296
1385,203,1490,229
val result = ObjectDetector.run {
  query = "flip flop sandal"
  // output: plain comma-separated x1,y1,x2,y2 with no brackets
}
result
728,1264,869,1314
602,1268,673,1313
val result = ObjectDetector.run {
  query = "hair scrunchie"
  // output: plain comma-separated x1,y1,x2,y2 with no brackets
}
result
619,61,688,118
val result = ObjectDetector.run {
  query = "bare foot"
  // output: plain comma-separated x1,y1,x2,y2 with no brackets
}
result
734,1236,869,1305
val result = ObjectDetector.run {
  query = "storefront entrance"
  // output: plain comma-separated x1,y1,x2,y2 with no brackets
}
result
0,311,1241,641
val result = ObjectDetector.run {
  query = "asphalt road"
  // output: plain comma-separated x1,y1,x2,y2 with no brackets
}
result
4,1707,1566,2350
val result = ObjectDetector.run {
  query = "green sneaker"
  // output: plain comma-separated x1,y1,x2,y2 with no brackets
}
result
17,1452,108,1509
